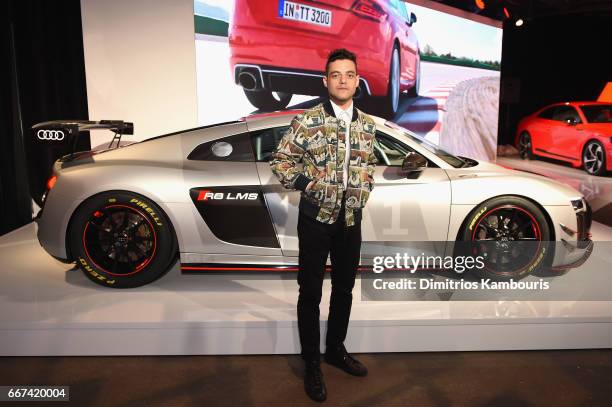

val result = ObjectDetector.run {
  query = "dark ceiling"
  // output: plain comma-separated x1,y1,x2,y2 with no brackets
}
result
430,0,612,21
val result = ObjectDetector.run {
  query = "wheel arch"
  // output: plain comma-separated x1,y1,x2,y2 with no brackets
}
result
386,39,400,81
393,37,401,52
393,38,401,67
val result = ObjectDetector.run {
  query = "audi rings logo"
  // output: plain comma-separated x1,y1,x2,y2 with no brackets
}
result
37,130,65,141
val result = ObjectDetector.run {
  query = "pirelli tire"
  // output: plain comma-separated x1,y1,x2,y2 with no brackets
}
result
458,196,552,281
383,45,401,117
68,191,178,288
518,131,534,159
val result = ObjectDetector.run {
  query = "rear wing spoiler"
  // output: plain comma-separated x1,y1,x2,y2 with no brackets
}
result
32,120,134,158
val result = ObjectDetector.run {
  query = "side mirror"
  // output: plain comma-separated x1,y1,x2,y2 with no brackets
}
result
401,152,427,173
565,117,578,126
410,12,417,25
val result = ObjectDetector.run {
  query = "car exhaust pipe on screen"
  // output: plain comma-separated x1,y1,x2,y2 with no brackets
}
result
355,85,362,98
238,71,259,91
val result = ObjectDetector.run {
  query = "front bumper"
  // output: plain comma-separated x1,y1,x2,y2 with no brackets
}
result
550,238,593,272
549,198,593,272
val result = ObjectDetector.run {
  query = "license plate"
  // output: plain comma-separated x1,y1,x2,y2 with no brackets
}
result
278,0,332,27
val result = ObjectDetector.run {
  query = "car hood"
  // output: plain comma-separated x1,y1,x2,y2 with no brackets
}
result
446,160,582,205
583,123,612,134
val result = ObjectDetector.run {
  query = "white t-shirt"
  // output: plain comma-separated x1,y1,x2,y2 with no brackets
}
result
330,99,353,189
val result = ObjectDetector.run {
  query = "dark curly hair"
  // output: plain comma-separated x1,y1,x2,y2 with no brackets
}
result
325,48,357,75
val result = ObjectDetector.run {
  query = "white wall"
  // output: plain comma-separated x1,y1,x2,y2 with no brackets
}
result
80,0,197,145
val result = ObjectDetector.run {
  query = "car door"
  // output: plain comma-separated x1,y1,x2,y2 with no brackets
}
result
362,130,451,261
390,0,419,86
550,105,584,160
181,126,282,258
251,125,301,257
530,106,556,152
252,124,451,261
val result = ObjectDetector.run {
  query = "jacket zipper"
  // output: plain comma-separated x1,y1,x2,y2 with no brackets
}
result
335,119,340,220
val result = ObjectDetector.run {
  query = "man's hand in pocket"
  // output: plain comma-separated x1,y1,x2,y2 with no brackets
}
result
306,170,327,192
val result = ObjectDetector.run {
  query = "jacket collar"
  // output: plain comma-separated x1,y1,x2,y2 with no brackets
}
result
323,99,359,122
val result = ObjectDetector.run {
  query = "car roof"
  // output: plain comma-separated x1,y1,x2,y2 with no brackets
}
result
543,101,610,108
243,109,304,122
571,101,611,106
243,107,391,125
242,108,391,131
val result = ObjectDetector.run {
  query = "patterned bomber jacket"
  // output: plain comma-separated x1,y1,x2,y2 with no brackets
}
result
270,100,377,226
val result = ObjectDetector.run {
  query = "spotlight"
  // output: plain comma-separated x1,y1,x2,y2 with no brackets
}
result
515,18,524,27
475,0,485,10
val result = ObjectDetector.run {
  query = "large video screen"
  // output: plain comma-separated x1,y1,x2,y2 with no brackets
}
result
194,0,502,161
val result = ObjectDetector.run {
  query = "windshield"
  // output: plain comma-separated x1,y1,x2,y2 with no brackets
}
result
384,121,466,168
580,105,612,123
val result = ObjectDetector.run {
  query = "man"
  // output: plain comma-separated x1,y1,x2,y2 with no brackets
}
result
270,48,377,402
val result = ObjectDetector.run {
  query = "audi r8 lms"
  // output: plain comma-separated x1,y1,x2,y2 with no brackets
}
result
516,101,612,176
229,0,420,115
34,112,592,288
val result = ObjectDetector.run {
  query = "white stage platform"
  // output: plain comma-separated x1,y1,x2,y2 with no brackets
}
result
1,222,612,356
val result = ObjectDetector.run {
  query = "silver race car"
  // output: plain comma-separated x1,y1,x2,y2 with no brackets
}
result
33,112,592,288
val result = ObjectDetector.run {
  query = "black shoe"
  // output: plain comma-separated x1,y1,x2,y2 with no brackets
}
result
324,345,368,377
304,360,327,402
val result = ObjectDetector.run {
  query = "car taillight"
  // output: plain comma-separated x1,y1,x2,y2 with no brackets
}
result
46,175,57,190
40,175,57,209
351,0,386,21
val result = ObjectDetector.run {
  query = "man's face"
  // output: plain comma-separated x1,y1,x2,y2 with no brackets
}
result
323,59,359,104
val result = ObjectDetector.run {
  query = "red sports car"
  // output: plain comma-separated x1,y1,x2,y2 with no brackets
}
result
516,102,612,176
229,0,420,115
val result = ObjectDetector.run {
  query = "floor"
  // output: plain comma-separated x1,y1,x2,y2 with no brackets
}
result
1,350,611,406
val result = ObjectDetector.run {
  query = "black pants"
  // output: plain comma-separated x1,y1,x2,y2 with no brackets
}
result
297,202,362,362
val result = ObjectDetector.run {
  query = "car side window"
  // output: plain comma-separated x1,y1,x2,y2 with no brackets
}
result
187,132,254,161
374,131,436,167
398,1,409,21
250,126,435,167
552,106,581,123
580,105,612,123
538,106,557,119
251,126,290,162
